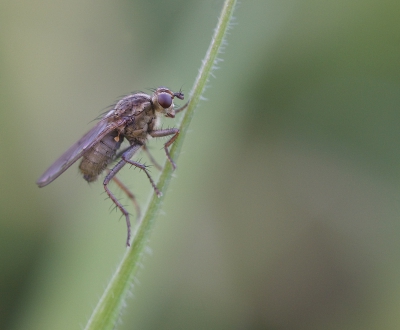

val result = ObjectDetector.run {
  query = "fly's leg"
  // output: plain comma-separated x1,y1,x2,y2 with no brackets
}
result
150,99,188,167
104,165,132,246
150,128,179,169
122,157,161,197
110,174,141,219
174,101,189,114
115,145,162,171
104,144,141,247
147,100,189,168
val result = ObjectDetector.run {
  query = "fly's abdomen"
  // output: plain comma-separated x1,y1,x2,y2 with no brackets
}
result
79,131,123,182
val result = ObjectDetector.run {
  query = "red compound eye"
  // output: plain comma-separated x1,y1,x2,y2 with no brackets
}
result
158,93,172,108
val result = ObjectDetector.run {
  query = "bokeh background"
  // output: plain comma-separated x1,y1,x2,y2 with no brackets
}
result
1,0,400,329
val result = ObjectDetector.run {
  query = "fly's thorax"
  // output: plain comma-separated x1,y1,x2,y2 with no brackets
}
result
113,93,152,118
79,131,123,182
123,107,157,144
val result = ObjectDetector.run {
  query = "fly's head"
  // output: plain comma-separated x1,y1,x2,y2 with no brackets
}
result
152,87,184,119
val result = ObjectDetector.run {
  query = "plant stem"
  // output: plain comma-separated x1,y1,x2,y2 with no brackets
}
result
84,0,237,329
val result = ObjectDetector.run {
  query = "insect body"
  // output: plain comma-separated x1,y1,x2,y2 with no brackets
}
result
37,87,186,246
79,130,124,182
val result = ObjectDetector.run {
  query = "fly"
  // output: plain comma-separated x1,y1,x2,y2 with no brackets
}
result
37,87,187,246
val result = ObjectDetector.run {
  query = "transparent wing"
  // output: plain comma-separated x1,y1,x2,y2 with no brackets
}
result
37,116,127,187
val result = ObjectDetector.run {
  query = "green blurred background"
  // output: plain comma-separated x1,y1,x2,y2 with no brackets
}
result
1,0,400,329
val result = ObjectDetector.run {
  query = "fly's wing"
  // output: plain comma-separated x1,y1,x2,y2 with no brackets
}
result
37,117,128,187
